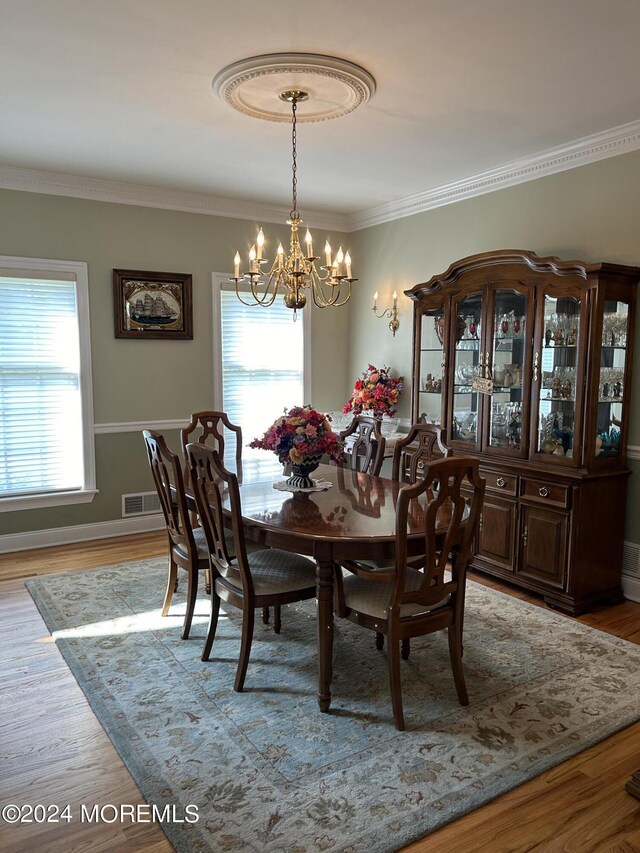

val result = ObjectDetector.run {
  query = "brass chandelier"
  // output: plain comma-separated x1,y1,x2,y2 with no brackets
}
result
230,90,357,313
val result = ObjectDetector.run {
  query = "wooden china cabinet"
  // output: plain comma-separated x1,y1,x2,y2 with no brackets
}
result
406,249,638,614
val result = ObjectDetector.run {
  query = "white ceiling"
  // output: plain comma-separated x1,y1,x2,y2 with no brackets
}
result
2,0,640,226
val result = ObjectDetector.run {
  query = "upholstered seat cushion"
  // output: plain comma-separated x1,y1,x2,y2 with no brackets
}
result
343,567,449,620
210,548,316,595
175,526,234,561
231,549,317,596
173,526,207,560
208,548,317,595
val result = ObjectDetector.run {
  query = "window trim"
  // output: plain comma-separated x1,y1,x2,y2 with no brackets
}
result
211,272,312,410
0,255,97,512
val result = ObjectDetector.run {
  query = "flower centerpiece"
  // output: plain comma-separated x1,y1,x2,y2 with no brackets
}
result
343,364,404,419
249,405,344,489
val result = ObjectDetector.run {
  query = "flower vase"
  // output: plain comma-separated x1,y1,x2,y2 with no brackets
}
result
285,453,323,489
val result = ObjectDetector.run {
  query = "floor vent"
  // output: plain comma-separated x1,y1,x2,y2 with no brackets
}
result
622,541,640,577
122,491,161,517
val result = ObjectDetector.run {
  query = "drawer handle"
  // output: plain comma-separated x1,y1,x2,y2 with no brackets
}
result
539,487,550,498
496,477,506,488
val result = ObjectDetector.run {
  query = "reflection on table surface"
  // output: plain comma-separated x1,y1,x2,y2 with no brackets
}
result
227,456,438,543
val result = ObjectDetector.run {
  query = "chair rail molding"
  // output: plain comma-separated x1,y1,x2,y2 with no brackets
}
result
94,419,186,434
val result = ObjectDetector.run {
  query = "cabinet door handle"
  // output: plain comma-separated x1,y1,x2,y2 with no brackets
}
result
538,487,550,498
496,477,506,488
479,512,483,532
522,525,528,546
533,351,540,383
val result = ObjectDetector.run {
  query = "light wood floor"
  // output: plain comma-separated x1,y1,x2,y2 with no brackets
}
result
1,532,639,853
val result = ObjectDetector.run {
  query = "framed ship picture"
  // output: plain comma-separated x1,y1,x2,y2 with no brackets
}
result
113,269,193,340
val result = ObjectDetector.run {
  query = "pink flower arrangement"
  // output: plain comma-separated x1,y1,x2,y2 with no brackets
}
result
249,405,345,465
343,364,404,418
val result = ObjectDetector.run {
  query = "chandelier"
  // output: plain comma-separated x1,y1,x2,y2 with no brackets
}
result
230,90,356,313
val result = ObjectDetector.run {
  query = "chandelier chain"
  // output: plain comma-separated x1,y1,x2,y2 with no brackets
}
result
290,98,299,220
229,88,357,311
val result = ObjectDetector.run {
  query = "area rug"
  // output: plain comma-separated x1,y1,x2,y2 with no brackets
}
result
26,559,640,853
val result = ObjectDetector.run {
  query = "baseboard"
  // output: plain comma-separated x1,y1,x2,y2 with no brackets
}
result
0,514,165,554
622,573,640,603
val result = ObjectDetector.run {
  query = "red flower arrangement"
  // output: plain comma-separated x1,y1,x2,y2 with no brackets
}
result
343,364,404,418
249,405,344,465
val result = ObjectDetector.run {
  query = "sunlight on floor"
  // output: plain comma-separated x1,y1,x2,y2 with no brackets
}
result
52,606,221,639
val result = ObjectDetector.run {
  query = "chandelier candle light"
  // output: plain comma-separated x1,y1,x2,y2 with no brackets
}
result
230,90,356,314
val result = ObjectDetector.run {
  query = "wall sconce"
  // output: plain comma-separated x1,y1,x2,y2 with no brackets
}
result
372,290,400,337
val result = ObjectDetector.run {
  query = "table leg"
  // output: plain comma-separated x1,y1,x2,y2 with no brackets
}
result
316,558,334,712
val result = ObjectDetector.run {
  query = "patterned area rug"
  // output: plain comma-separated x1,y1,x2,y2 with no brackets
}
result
26,559,640,853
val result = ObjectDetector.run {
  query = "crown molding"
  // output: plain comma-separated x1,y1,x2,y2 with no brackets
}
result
347,119,640,231
0,165,349,233
2,118,640,234
94,419,187,435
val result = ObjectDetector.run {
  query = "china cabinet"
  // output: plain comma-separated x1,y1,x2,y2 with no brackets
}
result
406,249,638,614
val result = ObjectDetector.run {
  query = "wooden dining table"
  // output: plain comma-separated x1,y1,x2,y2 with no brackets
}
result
222,454,437,713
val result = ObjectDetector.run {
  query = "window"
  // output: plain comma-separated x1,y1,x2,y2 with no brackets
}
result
0,256,96,510
212,274,311,445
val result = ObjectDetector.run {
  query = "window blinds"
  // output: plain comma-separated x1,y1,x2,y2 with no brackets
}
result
0,277,84,496
220,290,304,444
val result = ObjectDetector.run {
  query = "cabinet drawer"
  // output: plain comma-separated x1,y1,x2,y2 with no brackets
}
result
521,478,570,508
482,469,518,496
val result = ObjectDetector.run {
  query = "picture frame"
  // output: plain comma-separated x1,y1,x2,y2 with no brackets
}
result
113,269,193,340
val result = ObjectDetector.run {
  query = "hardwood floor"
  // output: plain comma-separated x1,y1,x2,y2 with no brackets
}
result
1,532,639,852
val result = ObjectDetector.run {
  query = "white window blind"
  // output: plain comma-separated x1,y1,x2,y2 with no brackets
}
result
219,290,305,442
0,263,95,506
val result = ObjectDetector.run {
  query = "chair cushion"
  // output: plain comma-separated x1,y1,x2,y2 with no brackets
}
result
175,526,233,561
342,567,450,620
245,549,317,596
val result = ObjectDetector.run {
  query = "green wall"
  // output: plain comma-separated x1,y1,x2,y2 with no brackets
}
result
0,190,350,535
350,149,640,544
2,149,640,543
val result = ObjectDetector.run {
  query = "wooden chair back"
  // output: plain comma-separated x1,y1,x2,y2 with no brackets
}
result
143,429,197,561
180,411,242,484
186,442,247,592
339,415,386,476
391,423,451,483
393,456,484,612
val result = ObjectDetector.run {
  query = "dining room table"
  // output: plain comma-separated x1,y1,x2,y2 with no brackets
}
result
220,450,449,714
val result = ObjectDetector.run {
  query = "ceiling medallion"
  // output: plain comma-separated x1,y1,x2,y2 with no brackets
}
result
212,52,376,123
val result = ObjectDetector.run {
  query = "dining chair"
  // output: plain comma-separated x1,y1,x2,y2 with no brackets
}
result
339,415,386,476
186,442,318,691
334,456,485,730
180,410,242,484
181,410,280,628
341,422,452,652
143,430,209,640
391,423,451,483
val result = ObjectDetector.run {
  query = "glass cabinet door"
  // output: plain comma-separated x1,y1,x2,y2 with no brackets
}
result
534,292,584,462
595,300,630,459
417,304,446,425
485,287,529,455
449,291,483,448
